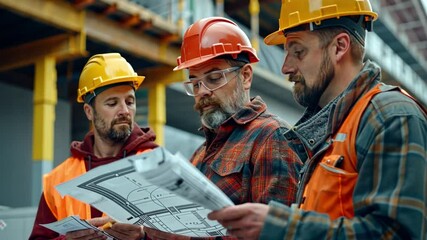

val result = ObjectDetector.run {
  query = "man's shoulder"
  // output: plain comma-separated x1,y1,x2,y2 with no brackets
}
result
46,157,84,177
257,111,293,130
369,88,426,120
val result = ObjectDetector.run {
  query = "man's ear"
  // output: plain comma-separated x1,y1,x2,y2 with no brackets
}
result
333,32,351,61
241,64,253,90
83,103,94,121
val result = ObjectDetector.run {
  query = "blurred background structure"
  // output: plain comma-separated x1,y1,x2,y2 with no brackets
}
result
0,0,426,238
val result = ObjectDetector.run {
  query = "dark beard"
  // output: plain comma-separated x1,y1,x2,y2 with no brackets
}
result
291,52,334,108
94,111,132,143
107,121,132,143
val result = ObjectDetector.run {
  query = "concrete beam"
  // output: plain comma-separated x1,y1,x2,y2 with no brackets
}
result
99,0,178,34
0,33,87,72
140,66,186,87
0,0,84,32
85,11,181,66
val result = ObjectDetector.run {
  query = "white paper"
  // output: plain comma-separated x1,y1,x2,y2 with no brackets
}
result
132,147,234,211
55,147,233,237
40,215,114,239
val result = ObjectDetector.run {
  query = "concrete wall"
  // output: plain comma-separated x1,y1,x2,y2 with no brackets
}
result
0,82,71,208
0,206,36,240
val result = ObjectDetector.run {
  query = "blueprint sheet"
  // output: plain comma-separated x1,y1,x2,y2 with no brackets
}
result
56,148,233,237
40,215,114,239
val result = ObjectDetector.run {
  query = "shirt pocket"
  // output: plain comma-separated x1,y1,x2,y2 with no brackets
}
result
210,156,245,176
209,156,246,203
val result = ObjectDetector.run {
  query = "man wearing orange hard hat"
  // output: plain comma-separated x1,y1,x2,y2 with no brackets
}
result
208,0,427,239
144,16,301,240
30,53,158,240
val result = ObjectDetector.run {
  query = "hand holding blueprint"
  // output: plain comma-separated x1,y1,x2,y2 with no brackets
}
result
55,147,233,237
40,215,114,239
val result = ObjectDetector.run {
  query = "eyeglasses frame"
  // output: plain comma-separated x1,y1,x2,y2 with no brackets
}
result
182,66,242,96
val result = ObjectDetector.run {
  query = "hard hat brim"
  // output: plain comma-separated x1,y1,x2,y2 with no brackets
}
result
264,30,287,46
174,51,260,71
77,76,145,103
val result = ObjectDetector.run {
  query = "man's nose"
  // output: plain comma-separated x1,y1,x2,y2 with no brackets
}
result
196,81,213,97
281,55,296,75
117,101,130,115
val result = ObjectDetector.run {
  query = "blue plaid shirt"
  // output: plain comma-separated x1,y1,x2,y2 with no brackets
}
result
260,61,427,239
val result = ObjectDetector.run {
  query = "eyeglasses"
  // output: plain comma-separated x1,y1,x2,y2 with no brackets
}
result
183,67,242,96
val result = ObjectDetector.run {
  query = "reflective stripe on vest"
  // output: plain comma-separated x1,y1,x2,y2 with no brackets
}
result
43,149,152,220
300,85,383,220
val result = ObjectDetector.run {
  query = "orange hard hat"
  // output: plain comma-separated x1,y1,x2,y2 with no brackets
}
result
77,53,144,103
264,0,378,45
174,17,259,71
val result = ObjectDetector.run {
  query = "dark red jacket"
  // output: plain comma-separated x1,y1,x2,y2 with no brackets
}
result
29,124,157,240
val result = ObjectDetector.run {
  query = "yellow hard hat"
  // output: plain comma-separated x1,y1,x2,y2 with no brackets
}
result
77,53,145,103
264,0,378,45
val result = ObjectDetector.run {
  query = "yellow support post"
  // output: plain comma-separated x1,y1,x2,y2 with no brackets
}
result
148,84,166,146
33,56,57,162
32,56,57,204
141,66,186,147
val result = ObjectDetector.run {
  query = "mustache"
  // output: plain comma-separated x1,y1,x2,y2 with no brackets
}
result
111,116,132,125
194,97,221,112
288,74,305,83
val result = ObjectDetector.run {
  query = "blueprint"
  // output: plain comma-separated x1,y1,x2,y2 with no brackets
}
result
40,215,114,239
55,147,233,237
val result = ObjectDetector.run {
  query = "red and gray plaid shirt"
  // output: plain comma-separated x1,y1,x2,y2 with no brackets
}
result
192,96,301,207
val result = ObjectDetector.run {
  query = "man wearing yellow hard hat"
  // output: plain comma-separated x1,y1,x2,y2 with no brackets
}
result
208,1,427,239
30,53,158,239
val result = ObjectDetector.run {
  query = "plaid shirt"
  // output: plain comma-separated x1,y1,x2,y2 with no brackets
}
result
192,96,300,207
145,97,301,240
260,60,427,239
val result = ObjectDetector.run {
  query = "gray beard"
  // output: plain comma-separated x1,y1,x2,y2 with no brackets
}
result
199,76,248,130
201,110,231,130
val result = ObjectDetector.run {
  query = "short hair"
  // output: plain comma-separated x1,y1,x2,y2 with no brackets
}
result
314,27,365,63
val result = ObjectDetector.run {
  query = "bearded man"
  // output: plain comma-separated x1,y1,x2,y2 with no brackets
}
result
144,17,302,240
29,53,157,240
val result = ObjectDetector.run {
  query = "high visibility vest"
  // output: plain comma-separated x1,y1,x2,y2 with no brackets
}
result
43,157,90,220
300,84,426,219
300,85,387,219
43,149,151,221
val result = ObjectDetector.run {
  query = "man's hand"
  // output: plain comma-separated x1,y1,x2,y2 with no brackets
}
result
64,217,111,240
65,229,106,240
103,222,145,240
65,216,145,240
144,227,191,240
88,216,145,240
87,216,114,228
207,203,269,240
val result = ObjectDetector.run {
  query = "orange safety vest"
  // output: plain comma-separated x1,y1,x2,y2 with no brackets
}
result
43,149,151,221
300,85,382,220
300,84,426,220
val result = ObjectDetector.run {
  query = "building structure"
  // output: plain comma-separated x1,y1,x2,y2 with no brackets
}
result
0,0,426,239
